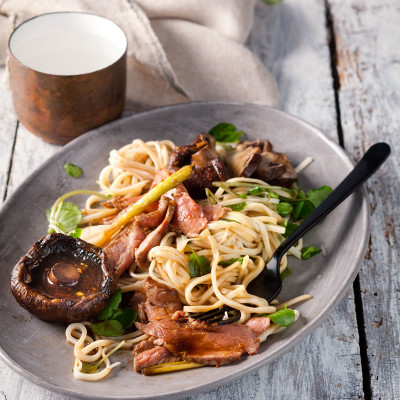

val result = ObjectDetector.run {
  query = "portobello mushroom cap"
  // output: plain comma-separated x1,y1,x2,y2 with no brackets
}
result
11,233,116,324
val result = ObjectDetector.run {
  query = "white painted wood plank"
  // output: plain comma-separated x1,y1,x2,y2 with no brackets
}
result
329,0,400,398
0,66,18,203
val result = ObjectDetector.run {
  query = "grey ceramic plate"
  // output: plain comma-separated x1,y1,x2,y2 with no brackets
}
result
0,102,369,399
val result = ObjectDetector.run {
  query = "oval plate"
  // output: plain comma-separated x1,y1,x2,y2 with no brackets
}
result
0,102,369,399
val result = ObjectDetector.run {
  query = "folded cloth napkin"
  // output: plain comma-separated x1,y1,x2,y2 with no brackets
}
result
0,0,278,110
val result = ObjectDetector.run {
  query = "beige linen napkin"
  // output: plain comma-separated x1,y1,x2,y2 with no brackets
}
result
0,0,278,110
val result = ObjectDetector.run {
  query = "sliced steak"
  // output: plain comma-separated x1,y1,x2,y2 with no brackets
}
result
202,204,228,222
135,203,175,269
244,317,271,336
137,316,260,366
104,223,146,278
130,277,182,323
171,184,208,237
134,345,179,373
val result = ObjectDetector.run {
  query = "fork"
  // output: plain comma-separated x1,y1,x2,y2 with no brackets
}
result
190,142,391,324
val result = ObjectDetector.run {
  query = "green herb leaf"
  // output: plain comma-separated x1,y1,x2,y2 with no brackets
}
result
268,308,295,327
208,122,244,143
280,265,292,281
276,202,293,217
46,202,82,233
248,186,265,197
96,289,122,321
307,185,332,208
227,202,246,212
69,228,82,238
263,0,283,4
301,246,322,260
188,250,211,279
64,163,83,178
113,308,137,330
218,258,244,267
80,362,98,374
91,319,125,337
282,220,299,238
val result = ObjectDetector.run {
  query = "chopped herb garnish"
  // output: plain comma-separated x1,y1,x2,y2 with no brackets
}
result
276,202,293,217
218,257,244,267
227,202,246,212
301,246,322,260
248,185,265,197
69,228,82,238
92,289,137,336
208,122,244,143
282,220,299,238
268,306,295,327
262,0,282,4
64,163,83,178
188,249,211,278
307,185,333,208
46,202,82,234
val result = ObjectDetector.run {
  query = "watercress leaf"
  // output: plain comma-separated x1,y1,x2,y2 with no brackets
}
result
292,191,306,220
270,192,280,199
64,163,83,178
91,319,125,337
208,122,244,143
262,0,283,5
218,257,244,267
80,362,98,374
248,186,265,197
96,289,122,321
69,228,82,238
188,250,211,279
282,220,299,238
268,308,295,327
307,185,332,208
113,308,137,330
52,202,82,233
297,201,315,219
301,246,322,260
280,265,292,281
227,202,246,212
276,202,293,217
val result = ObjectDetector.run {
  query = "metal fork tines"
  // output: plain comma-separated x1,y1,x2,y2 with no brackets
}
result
190,305,240,325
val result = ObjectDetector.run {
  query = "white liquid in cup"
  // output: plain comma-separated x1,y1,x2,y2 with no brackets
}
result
9,13,127,76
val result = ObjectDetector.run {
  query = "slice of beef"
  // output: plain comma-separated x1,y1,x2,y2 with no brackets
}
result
104,223,146,278
137,316,260,366
168,133,228,199
135,203,175,269
170,184,208,237
202,204,228,222
244,316,271,336
130,277,182,323
101,195,143,210
134,345,179,373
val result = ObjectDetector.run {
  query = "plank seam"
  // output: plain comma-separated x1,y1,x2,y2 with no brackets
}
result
325,0,344,148
3,121,19,203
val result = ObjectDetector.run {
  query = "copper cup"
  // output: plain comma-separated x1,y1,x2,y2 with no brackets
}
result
8,12,127,145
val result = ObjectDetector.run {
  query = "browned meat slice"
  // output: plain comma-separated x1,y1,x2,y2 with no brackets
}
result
135,203,175,269
170,184,208,237
151,169,170,189
135,195,169,231
225,140,297,187
168,133,228,199
104,223,146,278
134,345,179,373
137,316,260,366
244,316,271,336
130,277,182,323
101,195,142,210
202,204,228,222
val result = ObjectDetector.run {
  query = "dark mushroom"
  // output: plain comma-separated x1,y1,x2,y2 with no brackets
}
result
11,233,116,324
168,133,228,198
225,139,297,187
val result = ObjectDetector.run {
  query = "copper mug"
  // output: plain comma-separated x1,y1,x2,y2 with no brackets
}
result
8,12,127,145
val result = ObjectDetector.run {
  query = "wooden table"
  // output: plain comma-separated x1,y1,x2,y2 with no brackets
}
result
0,1,398,399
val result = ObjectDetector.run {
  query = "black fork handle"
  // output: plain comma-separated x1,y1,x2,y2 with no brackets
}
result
275,142,391,259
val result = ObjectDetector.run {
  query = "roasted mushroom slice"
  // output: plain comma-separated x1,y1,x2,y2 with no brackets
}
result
11,233,116,324
225,146,262,177
168,133,228,198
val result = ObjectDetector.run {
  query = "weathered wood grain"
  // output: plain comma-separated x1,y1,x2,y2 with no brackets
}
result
0,67,18,203
329,0,400,398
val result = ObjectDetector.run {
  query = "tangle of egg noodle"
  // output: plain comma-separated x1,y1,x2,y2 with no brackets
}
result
66,139,311,381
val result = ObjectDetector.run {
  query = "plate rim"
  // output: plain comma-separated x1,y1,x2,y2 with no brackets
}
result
0,101,370,399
